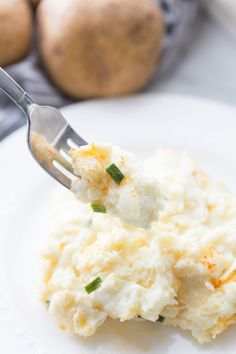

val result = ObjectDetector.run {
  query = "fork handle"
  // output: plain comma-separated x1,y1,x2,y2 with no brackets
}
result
0,67,34,115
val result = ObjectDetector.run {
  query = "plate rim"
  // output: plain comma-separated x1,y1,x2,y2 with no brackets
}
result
2,92,236,147
1,92,236,354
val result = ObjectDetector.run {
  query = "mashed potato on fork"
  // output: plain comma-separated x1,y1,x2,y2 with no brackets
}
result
40,148,236,344
70,143,164,228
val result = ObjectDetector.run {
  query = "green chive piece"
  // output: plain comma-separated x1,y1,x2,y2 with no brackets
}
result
85,277,102,294
91,204,106,213
137,315,143,319
156,315,165,323
45,300,50,306
106,163,125,185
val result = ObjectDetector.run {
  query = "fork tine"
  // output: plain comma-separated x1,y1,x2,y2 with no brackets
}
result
27,104,88,190
54,125,87,151
29,131,75,188
53,160,75,180
59,149,72,163
52,126,86,177
59,149,74,174
67,127,87,147
0,68,88,191
51,165,72,188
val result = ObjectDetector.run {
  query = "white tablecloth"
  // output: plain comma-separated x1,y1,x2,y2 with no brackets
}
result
148,9,236,107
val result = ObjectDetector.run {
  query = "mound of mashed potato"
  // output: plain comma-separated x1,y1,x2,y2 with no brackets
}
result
70,143,164,228
40,148,236,344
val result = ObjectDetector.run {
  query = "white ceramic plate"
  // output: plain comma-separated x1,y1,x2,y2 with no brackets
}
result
1,94,236,354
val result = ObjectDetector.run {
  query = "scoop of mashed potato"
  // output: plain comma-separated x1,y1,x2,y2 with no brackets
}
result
40,148,236,344
70,143,164,228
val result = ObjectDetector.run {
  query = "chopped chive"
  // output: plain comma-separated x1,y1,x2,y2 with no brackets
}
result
91,204,106,213
156,315,165,323
106,163,125,185
85,277,102,294
45,300,50,306
137,315,143,319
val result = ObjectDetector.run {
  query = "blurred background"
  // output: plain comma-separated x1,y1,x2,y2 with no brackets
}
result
0,0,236,141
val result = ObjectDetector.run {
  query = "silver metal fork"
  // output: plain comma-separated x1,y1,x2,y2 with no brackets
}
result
0,67,87,188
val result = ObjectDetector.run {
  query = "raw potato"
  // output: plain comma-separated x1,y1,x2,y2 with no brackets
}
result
0,0,33,67
38,0,164,98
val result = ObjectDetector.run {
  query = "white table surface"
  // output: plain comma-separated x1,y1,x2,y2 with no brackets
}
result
148,10,236,107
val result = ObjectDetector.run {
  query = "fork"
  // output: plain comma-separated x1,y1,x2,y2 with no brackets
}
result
0,67,87,188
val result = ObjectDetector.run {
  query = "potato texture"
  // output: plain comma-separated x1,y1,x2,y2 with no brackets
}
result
0,0,33,67
38,0,164,98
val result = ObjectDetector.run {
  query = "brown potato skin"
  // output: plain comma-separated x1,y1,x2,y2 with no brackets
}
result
29,0,41,8
38,0,164,99
0,0,33,67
